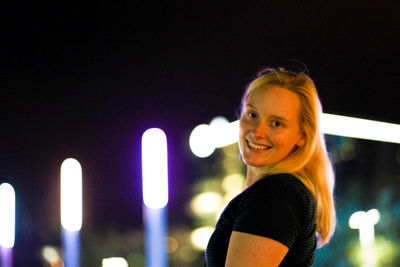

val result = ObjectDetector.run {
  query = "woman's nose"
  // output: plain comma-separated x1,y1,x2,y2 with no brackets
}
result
252,121,268,138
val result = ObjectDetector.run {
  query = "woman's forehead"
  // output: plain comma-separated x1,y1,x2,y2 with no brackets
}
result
245,86,301,118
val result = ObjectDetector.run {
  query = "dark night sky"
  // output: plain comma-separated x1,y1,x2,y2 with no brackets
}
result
1,1,400,259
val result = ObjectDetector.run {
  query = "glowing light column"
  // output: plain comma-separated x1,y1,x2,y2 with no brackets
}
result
61,158,82,267
189,114,400,158
0,183,15,267
349,209,380,267
142,128,169,267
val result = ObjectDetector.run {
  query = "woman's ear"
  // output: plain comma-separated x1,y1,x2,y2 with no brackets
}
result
296,132,306,147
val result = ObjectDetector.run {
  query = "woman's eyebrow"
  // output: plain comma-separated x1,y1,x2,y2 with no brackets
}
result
245,103,256,108
245,103,289,122
270,115,288,122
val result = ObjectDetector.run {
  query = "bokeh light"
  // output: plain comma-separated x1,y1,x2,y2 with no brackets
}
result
191,226,214,250
349,209,380,247
189,124,216,158
102,257,129,267
166,236,179,254
221,173,245,194
142,128,169,209
60,158,82,231
190,192,222,215
210,116,229,148
41,246,62,265
0,183,15,248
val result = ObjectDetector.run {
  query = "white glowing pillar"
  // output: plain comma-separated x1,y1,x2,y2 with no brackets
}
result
0,183,15,248
61,158,82,267
349,209,380,267
0,183,15,267
61,158,82,231
142,128,169,209
141,128,169,267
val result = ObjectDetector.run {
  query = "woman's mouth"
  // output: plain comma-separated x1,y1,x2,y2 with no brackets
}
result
247,140,271,150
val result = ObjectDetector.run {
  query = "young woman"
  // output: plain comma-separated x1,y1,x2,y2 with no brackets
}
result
206,68,336,266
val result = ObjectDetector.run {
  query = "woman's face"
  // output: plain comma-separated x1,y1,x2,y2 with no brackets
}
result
239,86,305,167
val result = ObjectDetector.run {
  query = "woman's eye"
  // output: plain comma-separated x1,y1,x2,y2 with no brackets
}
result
272,120,281,127
247,112,257,118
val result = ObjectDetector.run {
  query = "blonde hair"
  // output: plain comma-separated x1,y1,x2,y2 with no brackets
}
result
241,67,336,247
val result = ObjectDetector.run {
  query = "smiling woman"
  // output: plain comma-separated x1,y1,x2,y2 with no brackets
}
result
239,86,305,173
205,68,336,267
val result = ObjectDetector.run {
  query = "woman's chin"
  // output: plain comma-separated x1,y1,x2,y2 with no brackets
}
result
243,158,273,168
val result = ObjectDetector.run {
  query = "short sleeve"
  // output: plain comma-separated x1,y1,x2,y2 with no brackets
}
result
232,174,311,249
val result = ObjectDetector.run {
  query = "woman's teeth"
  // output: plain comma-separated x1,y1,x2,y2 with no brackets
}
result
248,140,270,150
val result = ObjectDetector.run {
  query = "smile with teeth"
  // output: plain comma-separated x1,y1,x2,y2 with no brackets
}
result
247,140,271,150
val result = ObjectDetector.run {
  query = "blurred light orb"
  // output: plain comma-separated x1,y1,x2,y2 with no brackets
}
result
41,246,60,263
222,173,245,194
349,209,380,247
210,116,229,127
349,209,380,229
0,183,15,248
167,236,179,253
102,257,129,267
189,124,215,158
191,192,222,215
191,226,214,250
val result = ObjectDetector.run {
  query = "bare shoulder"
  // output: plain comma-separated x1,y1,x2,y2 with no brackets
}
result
225,231,289,267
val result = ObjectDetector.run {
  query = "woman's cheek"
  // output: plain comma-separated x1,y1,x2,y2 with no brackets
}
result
270,134,286,145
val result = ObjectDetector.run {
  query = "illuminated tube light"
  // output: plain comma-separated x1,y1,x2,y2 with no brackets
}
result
61,158,82,231
0,183,15,248
189,119,239,158
142,128,169,209
210,116,239,148
142,128,169,267
321,113,400,144
212,119,239,148
189,113,400,158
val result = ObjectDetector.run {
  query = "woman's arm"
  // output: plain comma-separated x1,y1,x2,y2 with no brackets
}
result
225,231,289,267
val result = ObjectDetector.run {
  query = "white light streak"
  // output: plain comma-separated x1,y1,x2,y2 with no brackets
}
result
142,128,169,209
189,113,400,157
321,113,400,144
61,158,82,231
0,183,15,248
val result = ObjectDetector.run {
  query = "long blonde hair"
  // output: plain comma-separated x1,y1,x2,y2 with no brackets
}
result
241,67,336,247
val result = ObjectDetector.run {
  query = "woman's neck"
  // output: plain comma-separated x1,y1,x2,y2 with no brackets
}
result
245,166,260,187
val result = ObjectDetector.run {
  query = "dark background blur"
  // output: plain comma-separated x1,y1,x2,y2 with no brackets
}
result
1,1,399,266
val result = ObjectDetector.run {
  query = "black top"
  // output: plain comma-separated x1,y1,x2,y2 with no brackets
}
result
205,173,317,266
